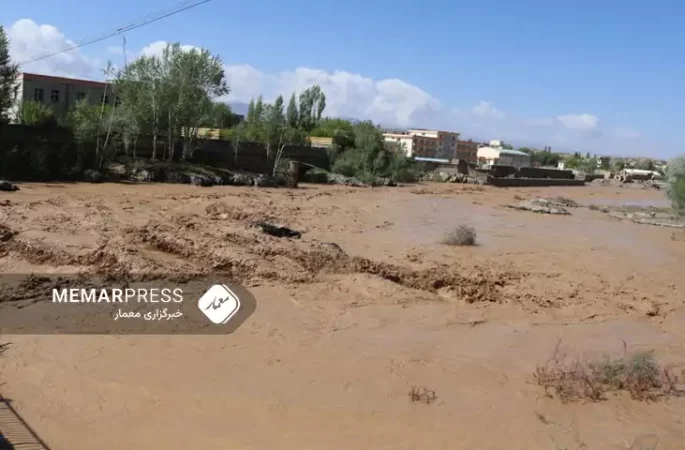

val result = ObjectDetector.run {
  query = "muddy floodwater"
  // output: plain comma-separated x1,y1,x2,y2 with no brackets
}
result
0,182,684,450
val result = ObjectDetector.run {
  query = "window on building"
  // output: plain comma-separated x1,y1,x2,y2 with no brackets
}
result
102,95,109,104
51,89,60,103
34,88,44,102
75,92,86,102
115,96,121,106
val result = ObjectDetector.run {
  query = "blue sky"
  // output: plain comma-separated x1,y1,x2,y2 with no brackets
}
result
3,0,684,158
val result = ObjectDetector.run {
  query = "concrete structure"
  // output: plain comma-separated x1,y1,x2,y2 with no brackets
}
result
621,168,663,181
477,141,531,168
408,129,460,160
383,133,417,157
11,72,116,121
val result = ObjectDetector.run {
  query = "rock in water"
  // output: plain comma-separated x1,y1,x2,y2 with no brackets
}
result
0,180,19,191
256,222,302,239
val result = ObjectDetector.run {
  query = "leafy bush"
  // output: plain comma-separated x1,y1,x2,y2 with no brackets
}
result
535,341,684,402
17,101,58,127
328,122,421,183
442,225,477,246
666,155,685,213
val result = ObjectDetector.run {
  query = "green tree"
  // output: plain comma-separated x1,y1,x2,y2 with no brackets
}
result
254,96,264,122
115,54,164,158
0,25,19,123
611,160,625,172
116,42,229,160
67,100,118,168
637,159,655,171
247,98,256,123
310,118,355,138
666,155,685,213
501,143,514,150
17,101,57,127
286,93,298,128
200,102,238,128
297,85,326,132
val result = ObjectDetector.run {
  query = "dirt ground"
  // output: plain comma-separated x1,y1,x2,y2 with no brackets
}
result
1,181,684,450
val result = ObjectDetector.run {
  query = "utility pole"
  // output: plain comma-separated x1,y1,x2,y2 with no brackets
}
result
123,35,128,68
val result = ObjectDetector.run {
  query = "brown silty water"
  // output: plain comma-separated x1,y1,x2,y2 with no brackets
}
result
0,182,683,449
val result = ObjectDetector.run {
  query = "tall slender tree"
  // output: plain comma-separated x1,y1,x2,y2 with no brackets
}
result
246,98,256,123
0,25,19,123
254,95,264,122
286,93,298,128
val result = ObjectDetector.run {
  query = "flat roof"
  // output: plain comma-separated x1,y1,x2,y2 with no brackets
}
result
479,147,530,156
21,72,109,89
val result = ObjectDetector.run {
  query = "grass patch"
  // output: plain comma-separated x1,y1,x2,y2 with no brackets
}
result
535,340,684,402
408,386,437,404
442,225,477,246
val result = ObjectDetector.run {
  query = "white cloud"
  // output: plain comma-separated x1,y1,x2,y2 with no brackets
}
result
222,64,441,128
7,19,101,79
5,20,659,156
614,127,641,139
139,40,201,57
470,101,505,119
556,113,599,131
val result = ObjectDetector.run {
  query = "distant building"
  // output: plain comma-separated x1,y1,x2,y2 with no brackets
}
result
309,136,334,148
455,139,480,163
382,133,417,156
11,72,116,121
477,140,531,168
407,129,460,160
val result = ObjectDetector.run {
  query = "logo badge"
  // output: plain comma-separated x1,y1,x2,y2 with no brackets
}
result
198,284,241,325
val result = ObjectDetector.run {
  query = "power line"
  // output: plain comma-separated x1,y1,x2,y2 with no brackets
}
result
17,0,214,67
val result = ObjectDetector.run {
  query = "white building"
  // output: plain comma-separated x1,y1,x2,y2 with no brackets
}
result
476,141,531,168
383,133,417,157
10,72,116,122
408,128,460,160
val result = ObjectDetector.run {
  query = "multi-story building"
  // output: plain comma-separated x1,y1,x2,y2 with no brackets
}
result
408,129,460,160
476,140,531,168
383,133,417,157
455,139,481,164
11,72,116,121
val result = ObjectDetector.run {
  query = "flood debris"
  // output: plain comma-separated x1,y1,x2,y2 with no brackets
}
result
505,198,571,215
0,180,19,192
255,222,302,239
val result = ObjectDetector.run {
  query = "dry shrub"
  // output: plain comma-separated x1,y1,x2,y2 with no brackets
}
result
551,196,579,207
534,340,684,402
442,225,477,246
408,386,437,405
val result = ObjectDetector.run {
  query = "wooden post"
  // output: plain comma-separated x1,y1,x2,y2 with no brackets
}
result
287,161,300,188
